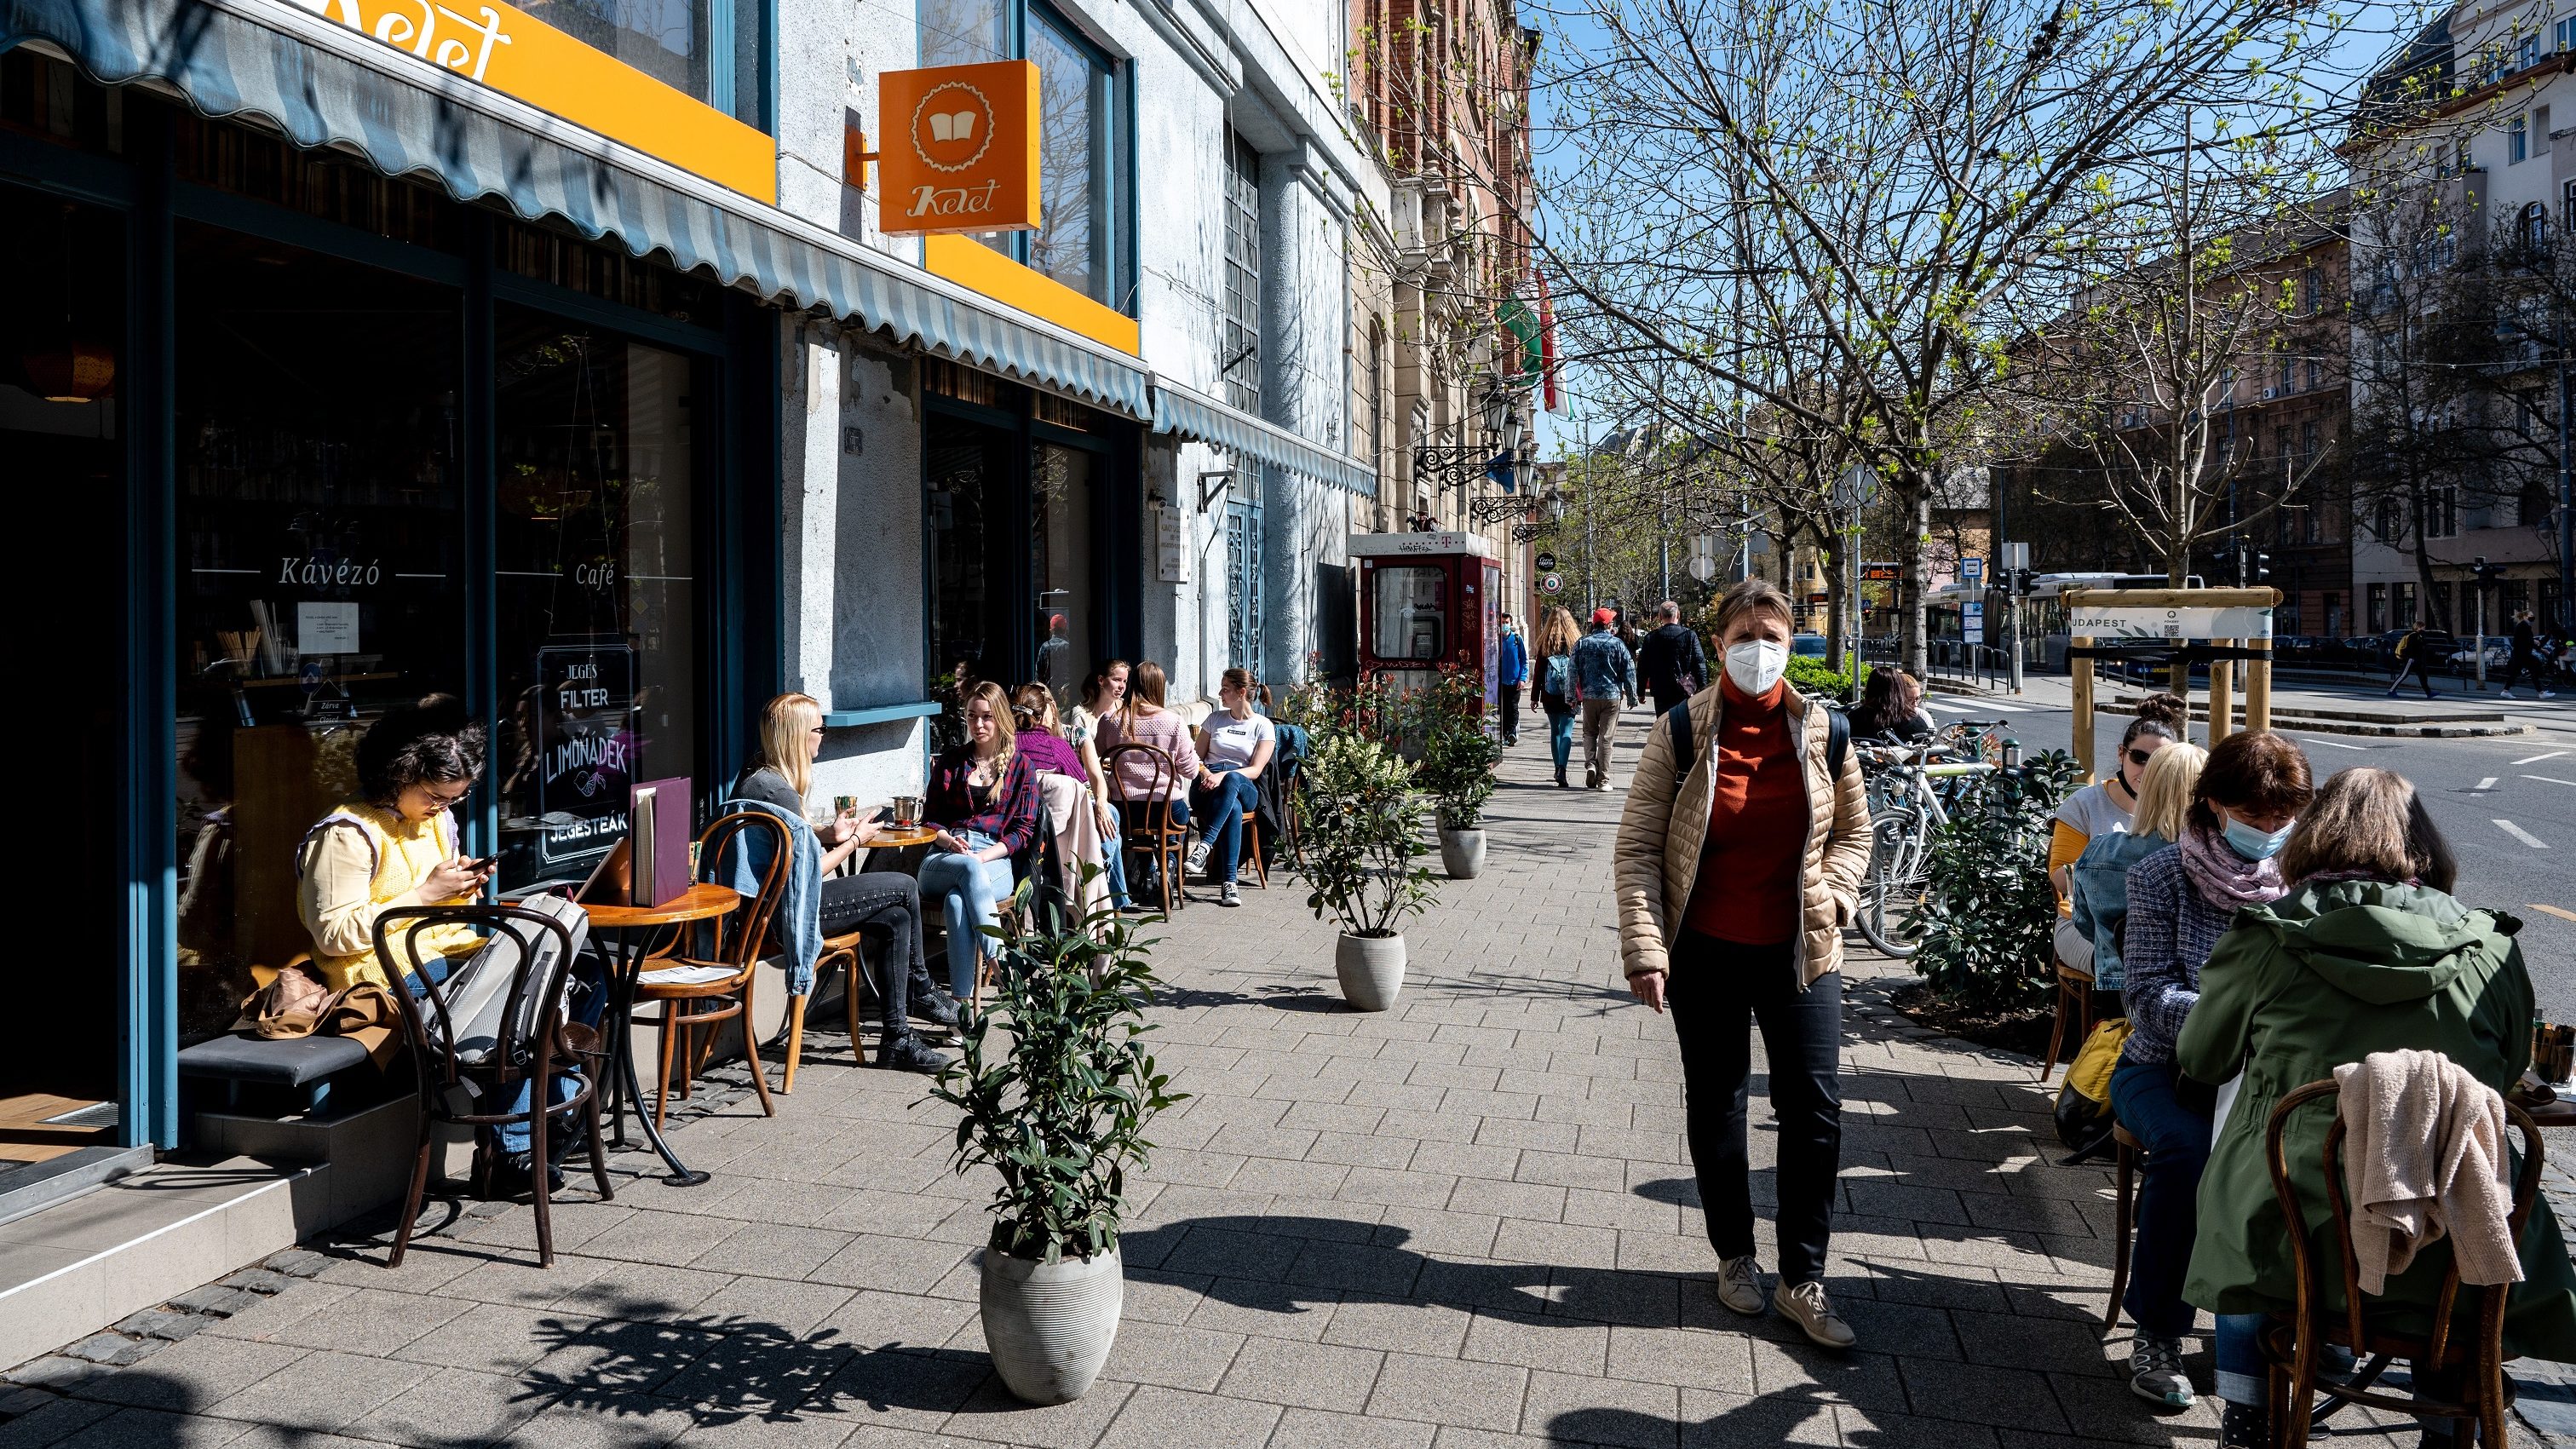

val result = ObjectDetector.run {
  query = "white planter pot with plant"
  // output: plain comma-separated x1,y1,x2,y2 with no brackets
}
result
1293,733,1439,1010
1415,670,1504,879
929,901,1186,1404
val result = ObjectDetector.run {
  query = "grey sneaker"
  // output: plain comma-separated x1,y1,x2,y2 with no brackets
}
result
1185,837,1213,876
1714,1256,1764,1316
2130,1332,2196,1409
1217,883,1241,907
1772,1279,1855,1348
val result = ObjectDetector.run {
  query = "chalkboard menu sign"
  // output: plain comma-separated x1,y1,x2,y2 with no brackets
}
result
532,642,636,869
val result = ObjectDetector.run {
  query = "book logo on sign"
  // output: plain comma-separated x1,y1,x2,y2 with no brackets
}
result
906,82,1002,221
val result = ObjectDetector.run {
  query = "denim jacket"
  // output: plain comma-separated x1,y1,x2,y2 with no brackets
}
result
2067,828,2166,992
709,796,823,996
1572,630,1637,704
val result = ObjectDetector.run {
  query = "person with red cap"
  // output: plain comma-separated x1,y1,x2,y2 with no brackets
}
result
1572,606,1640,790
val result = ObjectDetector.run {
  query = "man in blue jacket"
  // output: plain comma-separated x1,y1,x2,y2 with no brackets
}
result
1498,613,1529,745
1573,607,1640,790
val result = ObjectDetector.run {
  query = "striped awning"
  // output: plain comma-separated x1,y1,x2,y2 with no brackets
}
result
1150,379,1378,493
1,0,1155,418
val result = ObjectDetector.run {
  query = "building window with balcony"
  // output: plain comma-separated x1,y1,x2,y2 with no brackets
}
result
919,0,1133,310
1222,131,1262,412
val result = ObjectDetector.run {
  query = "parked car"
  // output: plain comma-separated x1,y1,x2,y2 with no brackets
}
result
2447,641,2511,673
1791,633,1831,659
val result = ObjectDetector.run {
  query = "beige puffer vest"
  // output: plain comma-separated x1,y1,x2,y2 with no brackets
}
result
1612,687,1873,988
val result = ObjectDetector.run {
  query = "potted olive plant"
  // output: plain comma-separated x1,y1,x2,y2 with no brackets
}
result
928,900,1185,1404
1294,732,1440,1009
1413,672,1504,878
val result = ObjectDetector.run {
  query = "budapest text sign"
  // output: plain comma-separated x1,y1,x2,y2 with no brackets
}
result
2066,605,2274,641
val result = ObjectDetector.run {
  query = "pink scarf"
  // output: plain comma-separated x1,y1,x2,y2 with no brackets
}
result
2178,820,2285,910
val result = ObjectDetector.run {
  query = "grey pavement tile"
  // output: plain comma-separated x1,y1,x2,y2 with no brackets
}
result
1673,1389,1843,1447
1491,1219,1619,1271
0,1397,118,1448
391,1302,601,1374
1518,1369,1678,1448
802,1347,990,1435
1446,1180,1562,1223
1602,1327,1756,1394
1228,1159,1348,1198
1337,1170,1461,1210
200,1349,435,1433
1461,1310,1608,1376
1468,1119,1582,1155
341,1364,558,1445
1113,1269,1214,1327
1561,1189,1678,1236
651,1334,856,1414
1404,1141,1520,1182
1091,1385,1279,1449
1364,1352,1527,1432
71,1337,307,1414
811,1290,974,1355
1283,1240,1427,1297
1370,1111,1481,1146
1946,1308,2120,1378
1746,1339,1910,1412
1320,1298,1475,1357
1265,1407,1433,1449
497,1390,704,1449
1370,1209,1501,1261
665,1410,865,1449
1211,1338,1383,1411
1306,1132,1419,1171
1092,1321,1244,1392
804,1236,969,1296
1182,1278,1337,1343
1894,1358,2071,1433
689,1225,862,1282
940,1377,1136,1448
253,1285,474,1358
41,1412,255,1449
1153,1225,1305,1283
689,1279,860,1341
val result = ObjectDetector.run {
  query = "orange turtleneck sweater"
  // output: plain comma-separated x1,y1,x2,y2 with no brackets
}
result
1683,676,1804,946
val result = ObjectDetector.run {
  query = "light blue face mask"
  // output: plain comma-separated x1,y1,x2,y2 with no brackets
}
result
2221,814,2293,861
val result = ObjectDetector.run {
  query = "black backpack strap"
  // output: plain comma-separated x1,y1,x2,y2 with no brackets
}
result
1828,706,1849,780
1665,699,1693,802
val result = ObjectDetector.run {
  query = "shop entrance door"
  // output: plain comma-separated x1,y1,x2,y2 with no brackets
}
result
1225,493,1263,671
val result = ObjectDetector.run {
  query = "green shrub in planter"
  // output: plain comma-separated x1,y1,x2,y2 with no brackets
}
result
1784,653,1867,699
928,900,1187,1261
1899,750,2082,1014
1412,669,1504,831
1295,733,1440,936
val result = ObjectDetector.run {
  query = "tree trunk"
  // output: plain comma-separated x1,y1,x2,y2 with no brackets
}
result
1895,478,1931,674
1819,523,1849,685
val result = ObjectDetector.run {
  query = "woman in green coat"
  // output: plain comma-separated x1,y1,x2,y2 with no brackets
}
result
2177,768,2576,1449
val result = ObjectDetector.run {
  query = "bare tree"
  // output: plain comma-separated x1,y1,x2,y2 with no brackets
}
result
1532,0,2352,670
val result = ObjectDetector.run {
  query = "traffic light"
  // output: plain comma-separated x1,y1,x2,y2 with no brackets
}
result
2250,549,2271,584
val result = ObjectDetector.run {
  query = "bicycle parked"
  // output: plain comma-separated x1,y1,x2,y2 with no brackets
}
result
1850,719,2005,957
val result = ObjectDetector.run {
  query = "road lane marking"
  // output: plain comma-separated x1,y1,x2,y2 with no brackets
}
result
2494,819,2550,848
2296,735,2367,751
2532,903,2576,924
2513,750,2567,765
2522,774,2576,788
2473,778,2499,792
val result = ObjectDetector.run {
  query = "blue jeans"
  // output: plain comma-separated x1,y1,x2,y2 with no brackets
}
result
405,953,604,1157
919,831,1014,997
1190,771,1262,883
1118,797,1189,893
2109,1058,2212,1339
1101,832,1130,909
1545,703,1574,776
2215,1314,2267,1407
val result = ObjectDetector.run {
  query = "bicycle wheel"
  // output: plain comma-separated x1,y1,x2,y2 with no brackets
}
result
1856,804,1928,957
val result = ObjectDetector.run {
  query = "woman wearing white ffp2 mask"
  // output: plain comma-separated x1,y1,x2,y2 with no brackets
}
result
1609,578,1872,1352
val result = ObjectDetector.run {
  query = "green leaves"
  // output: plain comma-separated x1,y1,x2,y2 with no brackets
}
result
1900,750,2083,1014
1291,726,1442,937
923,898,1188,1264
1412,670,1506,831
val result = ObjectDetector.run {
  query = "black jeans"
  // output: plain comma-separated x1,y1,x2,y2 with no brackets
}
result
816,872,925,1031
1498,683,1521,742
1665,931,1843,1285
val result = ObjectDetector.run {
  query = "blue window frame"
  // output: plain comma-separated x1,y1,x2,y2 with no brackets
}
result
916,0,1134,311
526,0,773,130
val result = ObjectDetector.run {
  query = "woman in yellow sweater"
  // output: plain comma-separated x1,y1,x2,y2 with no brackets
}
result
295,694,492,994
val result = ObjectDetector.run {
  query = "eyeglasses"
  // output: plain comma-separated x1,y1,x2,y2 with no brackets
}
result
2127,748,2155,768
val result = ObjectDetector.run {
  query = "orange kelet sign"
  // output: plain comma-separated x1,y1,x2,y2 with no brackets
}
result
875,60,1041,235
286,0,778,203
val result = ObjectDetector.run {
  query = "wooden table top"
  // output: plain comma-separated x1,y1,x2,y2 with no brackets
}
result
868,825,939,848
578,883,739,929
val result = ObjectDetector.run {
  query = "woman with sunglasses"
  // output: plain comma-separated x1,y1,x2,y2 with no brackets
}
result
2047,693,2186,908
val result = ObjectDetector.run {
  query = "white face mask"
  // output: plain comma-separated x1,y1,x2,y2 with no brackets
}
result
1725,639,1789,695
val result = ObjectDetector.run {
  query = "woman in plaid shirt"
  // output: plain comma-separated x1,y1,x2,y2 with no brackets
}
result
919,681,1042,998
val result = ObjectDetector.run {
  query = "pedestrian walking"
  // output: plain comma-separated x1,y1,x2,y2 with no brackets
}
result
2499,607,2557,699
1611,578,1872,1349
1573,607,1639,791
1535,607,1581,788
1497,612,1529,745
2383,622,2436,699
2108,728,2311,1412
1636,600,1709,719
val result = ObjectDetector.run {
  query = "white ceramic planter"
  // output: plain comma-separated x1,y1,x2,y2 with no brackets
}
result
1335,931,1407,1011
1437,827,1486,879
980,1245,1124,1405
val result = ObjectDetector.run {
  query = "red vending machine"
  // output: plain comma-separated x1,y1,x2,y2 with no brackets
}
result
1349,531,1503,714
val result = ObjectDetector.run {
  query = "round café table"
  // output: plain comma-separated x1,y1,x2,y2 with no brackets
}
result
579,884,739,1187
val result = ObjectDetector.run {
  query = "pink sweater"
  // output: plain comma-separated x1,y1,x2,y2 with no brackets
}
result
1095,709,1201,801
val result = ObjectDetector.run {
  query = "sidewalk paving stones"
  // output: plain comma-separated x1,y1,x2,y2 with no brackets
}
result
6,707,2569,1446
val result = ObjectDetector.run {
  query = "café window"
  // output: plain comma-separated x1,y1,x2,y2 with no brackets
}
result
1371,566,1447,660
492,310,706,892
918,0,1132,310
170,227,467,1044
520,0,768,129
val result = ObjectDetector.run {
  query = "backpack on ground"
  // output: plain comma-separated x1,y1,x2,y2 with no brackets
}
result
1664,696,1847,792
2052,1017,2130,1164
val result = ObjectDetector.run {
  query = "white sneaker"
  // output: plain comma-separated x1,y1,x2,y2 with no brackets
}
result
1186,837,1212,876
2545,690,2560,699
1217,883,1240,907
2499,689,2517,699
